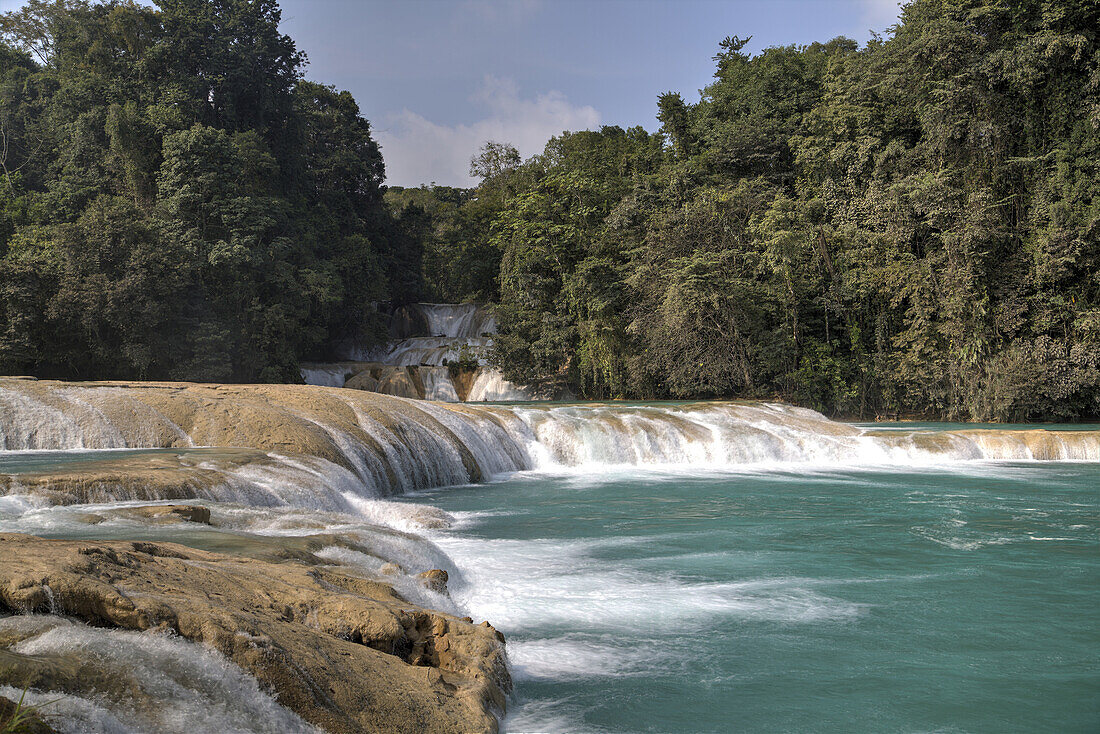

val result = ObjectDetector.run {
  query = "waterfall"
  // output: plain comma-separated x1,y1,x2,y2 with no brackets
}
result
418,303,496,339
374,336,493,367
302,303,534,401
466,369,536,402
299,363,363,388
420,367,461,401
3,380,1098,512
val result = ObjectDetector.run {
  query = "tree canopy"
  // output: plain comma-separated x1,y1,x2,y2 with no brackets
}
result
3,0,1097,421
431,0,1100,421
0,0,416,381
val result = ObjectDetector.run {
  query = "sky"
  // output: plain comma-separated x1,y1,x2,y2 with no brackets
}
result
0,0,904,187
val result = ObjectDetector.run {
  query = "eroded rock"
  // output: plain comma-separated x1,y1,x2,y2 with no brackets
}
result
0,534,509,734
120,505,211,524
417,569,449,594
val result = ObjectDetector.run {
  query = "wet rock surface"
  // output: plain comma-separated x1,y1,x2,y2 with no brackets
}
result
0,534,510,734
117,504,212,524
0,691,58,733
0,378,527,489
417,569,449,594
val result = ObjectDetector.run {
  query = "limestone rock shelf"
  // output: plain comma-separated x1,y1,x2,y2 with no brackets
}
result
0,534,510,734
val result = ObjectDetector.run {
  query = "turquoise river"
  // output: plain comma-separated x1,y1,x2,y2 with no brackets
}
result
407,452,1099,733
0,387,1097,733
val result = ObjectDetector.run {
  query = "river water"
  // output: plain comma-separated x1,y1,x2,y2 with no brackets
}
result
406,458,1099,733
0,391,1097,733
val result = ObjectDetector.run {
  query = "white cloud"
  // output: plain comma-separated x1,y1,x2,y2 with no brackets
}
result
859,0,903,34
376,75,601,188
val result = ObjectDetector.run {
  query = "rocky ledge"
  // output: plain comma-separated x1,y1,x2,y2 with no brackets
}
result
0,534,510,733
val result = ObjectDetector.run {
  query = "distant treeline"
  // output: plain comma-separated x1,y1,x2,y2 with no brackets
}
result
0,0,421,382
2,1,1098,421
395,0,1099,421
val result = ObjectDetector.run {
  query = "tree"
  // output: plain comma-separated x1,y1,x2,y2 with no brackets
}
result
469,141,520,182
0,0,404,383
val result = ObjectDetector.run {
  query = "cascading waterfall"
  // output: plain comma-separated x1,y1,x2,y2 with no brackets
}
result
419,367,461,402
466,369,535,402
2,380,1099,513
371,336,494,367
299,363,359,387
1,379,1098,734
303,303,534,402
418,303,497,340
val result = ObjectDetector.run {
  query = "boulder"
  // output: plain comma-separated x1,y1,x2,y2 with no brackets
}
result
417,569,449,594
0,534,509,734
121,505,211,524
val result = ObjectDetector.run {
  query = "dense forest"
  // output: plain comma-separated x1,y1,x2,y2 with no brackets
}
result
2,0,1098,420
399,0,1100,421
0,0,422,382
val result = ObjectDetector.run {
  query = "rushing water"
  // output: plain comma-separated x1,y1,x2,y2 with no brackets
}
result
301,303,533,400
0,386,1098,733
408,459,1100,733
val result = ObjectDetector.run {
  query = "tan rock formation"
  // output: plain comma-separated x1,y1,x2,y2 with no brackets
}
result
0,534,509,734
0,449,267,506
417,569,449,594
0,378,530,492
345,369,381,392
118,504,212,524
375,366,423,399
449,366,479,402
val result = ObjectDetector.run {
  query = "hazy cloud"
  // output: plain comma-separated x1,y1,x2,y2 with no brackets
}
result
376,75,600,188
858,0,903,33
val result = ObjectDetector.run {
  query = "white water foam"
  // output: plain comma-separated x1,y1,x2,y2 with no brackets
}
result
501,697,607,734
507,635,676,681
1,617,322,734
2,383,1099,509
432,534,864,632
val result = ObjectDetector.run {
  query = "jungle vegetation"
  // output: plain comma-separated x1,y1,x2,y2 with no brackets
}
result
0,0,420,382
2,0,1097,420
411,0,1100,421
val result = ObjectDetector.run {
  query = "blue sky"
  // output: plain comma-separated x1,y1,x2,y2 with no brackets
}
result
1,0,903,186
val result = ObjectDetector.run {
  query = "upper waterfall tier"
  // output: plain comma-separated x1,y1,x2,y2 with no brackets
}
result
338,304,496,364
3,380,1098,508
418,304,496,339
371,336,493,367
307,303,535,401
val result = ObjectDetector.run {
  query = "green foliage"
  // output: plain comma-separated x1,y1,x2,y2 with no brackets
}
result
0,688,55,734
0,0,411,381
479,0,1100,420
384,141,525,304
3,0,1096,421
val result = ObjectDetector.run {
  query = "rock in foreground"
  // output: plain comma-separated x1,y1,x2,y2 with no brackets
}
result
0,534,509,734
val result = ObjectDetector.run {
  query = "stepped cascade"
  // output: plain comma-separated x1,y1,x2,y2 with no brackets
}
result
302,303,536,402
1,379,1097,733
2,379,1098,510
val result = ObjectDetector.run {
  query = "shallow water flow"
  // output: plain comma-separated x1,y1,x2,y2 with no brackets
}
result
407,458,1100,733
1,389,1098,733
